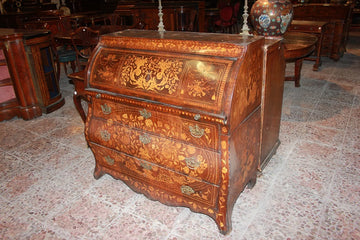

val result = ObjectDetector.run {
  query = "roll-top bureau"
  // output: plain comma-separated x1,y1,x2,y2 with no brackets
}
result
82,30,266,234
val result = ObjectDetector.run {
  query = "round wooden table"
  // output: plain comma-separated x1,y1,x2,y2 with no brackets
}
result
283,32,318,87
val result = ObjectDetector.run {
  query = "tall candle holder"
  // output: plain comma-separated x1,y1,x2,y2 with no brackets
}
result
240,0,251,36
158,0,165,33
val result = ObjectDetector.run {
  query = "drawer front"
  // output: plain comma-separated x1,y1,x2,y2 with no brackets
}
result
92,98,219,150
90,143,219,208
289,25,321,33
87,118,221,184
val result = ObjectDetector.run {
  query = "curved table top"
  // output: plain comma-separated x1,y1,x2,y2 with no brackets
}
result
283,32,318,60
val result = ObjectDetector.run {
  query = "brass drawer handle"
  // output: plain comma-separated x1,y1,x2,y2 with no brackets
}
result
100,104,111,114
139,109,151,119
185,156,200,169
100,130,111,141
189,124,204,138
139,133,151,145
181,185,195,195
105,155,114,165
140,161,152,170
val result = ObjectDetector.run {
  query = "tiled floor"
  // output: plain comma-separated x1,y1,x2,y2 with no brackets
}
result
1,32,359,240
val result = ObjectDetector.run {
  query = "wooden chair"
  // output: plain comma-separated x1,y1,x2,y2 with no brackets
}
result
232,2,240,34
214,5,236,33
105,13,125,26
70,27,100,71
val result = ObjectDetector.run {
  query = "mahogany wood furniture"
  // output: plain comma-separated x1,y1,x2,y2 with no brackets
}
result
70,27,100,71
292,3,353,61
0,46,19,121
283,32,318,87
259,38,285,170
0,28,64,121
77,30,269,234
288,20,331,71
114,1,206,32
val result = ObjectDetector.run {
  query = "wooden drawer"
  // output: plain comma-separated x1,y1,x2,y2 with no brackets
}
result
92,98,219,150
90,143,219,208
87,117,221,185
289,25,322,33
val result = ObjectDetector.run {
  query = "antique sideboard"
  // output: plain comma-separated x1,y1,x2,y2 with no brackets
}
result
75,29,284,234
0,28,64,121
292,3,353,61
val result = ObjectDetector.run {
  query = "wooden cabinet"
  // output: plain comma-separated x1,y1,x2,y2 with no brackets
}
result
0,47,20,121
0,28,64,121
259,38,285,170
80,30,273,234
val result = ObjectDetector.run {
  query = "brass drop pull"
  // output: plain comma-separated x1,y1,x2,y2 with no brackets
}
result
139,133,151,145
95,93,101,99
189,124,204,138
101,104,111,114
185,156,201,169
100,130,111,141
139,109,151,119
140,161,152,170
105,155,114,165
181,185,195,195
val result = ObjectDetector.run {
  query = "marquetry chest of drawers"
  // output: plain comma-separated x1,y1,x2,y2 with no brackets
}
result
82,30,265,234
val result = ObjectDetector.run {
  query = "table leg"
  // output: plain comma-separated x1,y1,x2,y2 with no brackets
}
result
285,58,303,87
312,34,323,71
294,58,303,87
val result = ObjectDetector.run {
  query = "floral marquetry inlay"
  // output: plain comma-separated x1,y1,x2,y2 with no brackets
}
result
118,54,183,94
90,49,233,112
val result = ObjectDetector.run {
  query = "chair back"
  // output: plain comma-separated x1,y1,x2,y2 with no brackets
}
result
105,13,125,26
70,27,100,70
219,6,233,22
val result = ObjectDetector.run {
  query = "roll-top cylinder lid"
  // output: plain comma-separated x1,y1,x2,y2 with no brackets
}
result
86,30,263,117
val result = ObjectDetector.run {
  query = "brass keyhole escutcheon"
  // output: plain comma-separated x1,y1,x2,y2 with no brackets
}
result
189,124,204,138
181,185,195,195
140,161,152,170
139,133,151,145
185,156,201,170
105,155,114,165
101,104,111,114
194,114,201,121
100,130,111,141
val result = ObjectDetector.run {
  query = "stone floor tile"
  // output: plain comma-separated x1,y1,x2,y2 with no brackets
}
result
302,123,346,147
255,189,324,237
317,200,360,240
328,171,360,208
308,109,349,130
127,194,186,229
287,140,341,170
171,212,222,240
241,218,317,240
95,212,171,240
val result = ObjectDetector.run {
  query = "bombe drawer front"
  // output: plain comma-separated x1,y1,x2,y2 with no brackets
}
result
87,118,221,185
90,143,220,208
92,98,219,150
